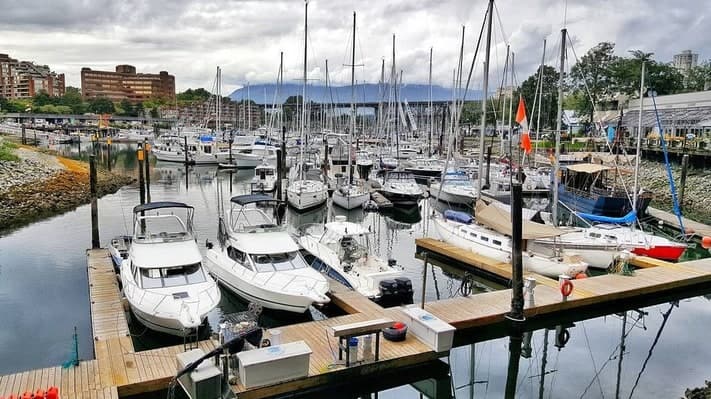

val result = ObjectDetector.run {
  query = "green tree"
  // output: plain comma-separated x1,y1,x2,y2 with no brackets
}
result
88,97,115,114
119,99,135,116
686,61,711,92
609,54,684,97
0,96,8,112
515,65,559,131
569,41,617,123
60,87,86,114
33,90,55,107
177,88,212,103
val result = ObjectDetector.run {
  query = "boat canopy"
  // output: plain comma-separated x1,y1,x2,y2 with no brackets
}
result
230,194,281,206
325,219,370,236
444,210,474,224
133,201,193,214
130,240,203,268
474,200,564,239
565,163,611,174
578,210,637,225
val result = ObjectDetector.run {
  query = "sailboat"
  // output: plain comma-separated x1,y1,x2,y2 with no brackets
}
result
286,1,328,212
332,12,370,210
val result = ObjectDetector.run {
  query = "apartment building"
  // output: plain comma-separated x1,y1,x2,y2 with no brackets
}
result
81,64,175,103
0,53,65,99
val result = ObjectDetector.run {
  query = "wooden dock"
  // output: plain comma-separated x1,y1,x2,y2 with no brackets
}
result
646,206,711,238
4,246,711,398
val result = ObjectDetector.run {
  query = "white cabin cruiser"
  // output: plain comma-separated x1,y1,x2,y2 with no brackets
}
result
429,170,477,206
299,216,413,303
431,201,588,278
120,202,220,336
205,195,330,313
250,163,278,193
377,170,424,205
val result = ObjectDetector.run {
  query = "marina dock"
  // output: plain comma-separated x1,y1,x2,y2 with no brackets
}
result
3,246,711,398
646,206,711,238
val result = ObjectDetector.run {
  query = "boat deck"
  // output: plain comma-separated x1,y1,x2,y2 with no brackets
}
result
3,247,711,398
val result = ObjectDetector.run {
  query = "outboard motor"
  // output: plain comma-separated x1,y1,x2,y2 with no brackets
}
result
394,277,414,303
379,279,398,299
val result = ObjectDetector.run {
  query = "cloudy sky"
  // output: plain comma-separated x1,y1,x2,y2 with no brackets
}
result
1,0,709,95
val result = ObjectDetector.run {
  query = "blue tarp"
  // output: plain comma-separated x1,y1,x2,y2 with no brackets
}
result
607,126,616,142
577,210,636,225
444,210,474,224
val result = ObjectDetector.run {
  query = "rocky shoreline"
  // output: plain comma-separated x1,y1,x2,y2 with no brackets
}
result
0,144,133,232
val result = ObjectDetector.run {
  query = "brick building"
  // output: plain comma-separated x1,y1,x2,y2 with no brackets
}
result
0,53,65,99
81,65,175,103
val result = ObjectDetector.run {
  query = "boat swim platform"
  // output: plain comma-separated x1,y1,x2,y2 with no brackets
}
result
6,247,711,398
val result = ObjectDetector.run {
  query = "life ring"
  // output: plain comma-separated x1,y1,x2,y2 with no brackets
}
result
560,279,574,297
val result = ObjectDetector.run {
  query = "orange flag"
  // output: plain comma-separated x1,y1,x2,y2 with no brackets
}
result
516,96,532,154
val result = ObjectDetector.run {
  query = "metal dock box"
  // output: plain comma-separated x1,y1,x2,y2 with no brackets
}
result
402,307,456,353
237,340,312,388
175,349,222,399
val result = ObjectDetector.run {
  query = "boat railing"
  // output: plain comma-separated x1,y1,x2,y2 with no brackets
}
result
131,278,218,313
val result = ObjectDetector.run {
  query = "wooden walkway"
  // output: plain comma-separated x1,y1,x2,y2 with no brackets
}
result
4,246,711,398
647,206,711,237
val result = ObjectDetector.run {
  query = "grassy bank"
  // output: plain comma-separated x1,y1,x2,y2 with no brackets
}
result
0,140,19,162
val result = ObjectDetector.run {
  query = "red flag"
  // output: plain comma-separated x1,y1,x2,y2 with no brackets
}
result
516,96,532,154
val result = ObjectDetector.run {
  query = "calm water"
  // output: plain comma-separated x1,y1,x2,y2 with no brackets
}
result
1,142,711,398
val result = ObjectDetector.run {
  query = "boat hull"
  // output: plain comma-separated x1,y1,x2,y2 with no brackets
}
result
632,245,686,261
332,190,370,210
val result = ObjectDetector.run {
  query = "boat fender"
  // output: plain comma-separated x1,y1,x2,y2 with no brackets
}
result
205,239,213,249
382,322,408,342
34,390,45,399
556,328,570,347
21,393,32,399
46,386,59,399
560,279,574,297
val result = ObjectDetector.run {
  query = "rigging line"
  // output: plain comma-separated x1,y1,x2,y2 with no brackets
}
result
493,2,510,47
547,347,562,399
458,5,487,105
627,303,676,399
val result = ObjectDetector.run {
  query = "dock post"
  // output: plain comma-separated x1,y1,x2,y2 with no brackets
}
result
420,252,429,309
276,148,284,201
89,154,100,249
106,137,112,171
144,138,151,203
184,136,189,165
680,154,689,211
504,331,523,399
137,143,146,206
507,183,525,321
21,126,26,145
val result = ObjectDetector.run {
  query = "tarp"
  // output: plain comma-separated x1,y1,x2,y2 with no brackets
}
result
578,210,637,225
444,210,473,224
565,163,612,174
475,200,565,239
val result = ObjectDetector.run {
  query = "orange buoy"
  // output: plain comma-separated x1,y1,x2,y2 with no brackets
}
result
35,389,46,399
46,386,59,399
702,236,711,249
575,273,588,279
560,279,574,297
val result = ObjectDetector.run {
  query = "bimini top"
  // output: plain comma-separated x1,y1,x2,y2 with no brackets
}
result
230,194,281,206
565,163,611,174
133,201,193,214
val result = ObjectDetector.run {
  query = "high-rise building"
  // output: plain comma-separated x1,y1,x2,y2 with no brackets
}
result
81,65,175,103
0,53,65,99
673,50,699,73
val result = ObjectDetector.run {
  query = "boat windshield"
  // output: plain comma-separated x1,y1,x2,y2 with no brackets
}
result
135,215,190,242
139,263,206,289
230,207,280,232
250,251,308,273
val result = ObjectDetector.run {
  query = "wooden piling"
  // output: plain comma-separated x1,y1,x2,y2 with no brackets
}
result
90,155,99,249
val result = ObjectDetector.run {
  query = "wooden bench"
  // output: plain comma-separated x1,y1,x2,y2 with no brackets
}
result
329,318,394,366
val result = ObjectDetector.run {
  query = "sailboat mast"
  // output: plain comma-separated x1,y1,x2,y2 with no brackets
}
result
379,58,385,138
279,51,284,131
348,11,356,185
552,28,566,226
534,39,547,158
477,0,494,195
300,0,308,181
632,62,646,221
428,47,433,157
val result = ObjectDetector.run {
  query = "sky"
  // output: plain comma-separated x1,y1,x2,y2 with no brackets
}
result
1,0,709,95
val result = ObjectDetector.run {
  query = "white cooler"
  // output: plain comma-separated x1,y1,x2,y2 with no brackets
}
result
237,340,312,388
401,307,456,353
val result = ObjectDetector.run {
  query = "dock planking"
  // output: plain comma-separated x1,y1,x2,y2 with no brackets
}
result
647,206,711,238
5,246,711,398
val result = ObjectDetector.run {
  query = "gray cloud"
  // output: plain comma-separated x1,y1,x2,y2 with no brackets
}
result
0,0,709,93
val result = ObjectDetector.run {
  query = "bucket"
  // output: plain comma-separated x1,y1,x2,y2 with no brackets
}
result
270,329,282,346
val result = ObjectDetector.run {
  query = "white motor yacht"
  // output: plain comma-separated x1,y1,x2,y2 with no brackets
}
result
250,162,278,193
232,143,278,169
431,201,588,278
205,195,330,313
120,202,220,336
377,170,424,205
429,170,477,206
299,216,413,302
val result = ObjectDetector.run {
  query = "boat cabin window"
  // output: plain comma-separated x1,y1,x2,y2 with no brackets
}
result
492,239,502,246
228,246,247,264
589,232,602,238
250,251,308,273
203,145,212,154
139,263,206,288
480,236,489,242
604,235,617,241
